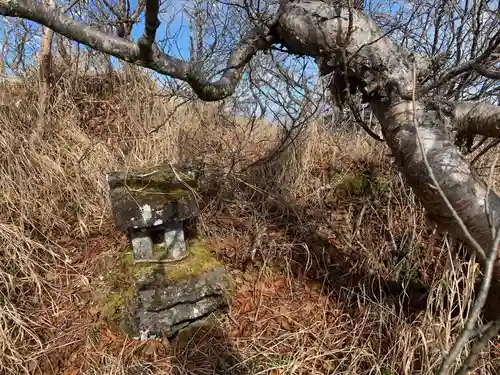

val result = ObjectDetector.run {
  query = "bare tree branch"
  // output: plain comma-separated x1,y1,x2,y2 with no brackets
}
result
415,29,500,98
453,101,500,139
454,318,500,375
472,63,500,80
0,0,274,100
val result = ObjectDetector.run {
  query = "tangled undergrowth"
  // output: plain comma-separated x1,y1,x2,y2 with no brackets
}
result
0,65,499,375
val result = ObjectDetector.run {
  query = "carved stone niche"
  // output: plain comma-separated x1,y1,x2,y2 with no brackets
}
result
105,163,231,341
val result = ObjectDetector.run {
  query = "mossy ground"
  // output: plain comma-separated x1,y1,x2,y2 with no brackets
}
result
333,169,391,197
166,240,223,281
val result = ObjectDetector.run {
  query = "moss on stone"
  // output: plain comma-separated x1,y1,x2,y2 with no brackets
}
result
109,164,200,193
101,284,135,335
98,237,226,338
120,239,222,284
96,251,138,336
221,272,237,300
122,185,194,199
165,240,222,282
122,250,134,268
102,291,126,317
122,248,159,282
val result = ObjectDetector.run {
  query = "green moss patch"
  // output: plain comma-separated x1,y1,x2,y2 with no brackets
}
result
334,170,391,197
109,164,201,193
166,240,222,281
99,280,136,335
120,239,222,285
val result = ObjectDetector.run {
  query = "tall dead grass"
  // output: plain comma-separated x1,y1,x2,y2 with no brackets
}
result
0,66,498,374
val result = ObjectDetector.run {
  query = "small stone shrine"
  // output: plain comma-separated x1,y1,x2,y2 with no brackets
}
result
105,163,230,341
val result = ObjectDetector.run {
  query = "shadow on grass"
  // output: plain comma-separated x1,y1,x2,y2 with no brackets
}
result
170,325,251,375
201,160,430,319
204,169,500,323
229,185,430,321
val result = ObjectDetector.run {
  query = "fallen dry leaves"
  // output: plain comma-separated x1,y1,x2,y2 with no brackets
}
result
228,268,342,342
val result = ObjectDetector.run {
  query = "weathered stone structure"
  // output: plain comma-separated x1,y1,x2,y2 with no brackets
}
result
105,163,230,341
107,164,201,262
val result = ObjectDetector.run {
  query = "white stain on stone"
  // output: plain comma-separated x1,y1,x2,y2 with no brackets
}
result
138,329,157,341
140,330,149,340
141,204,152,222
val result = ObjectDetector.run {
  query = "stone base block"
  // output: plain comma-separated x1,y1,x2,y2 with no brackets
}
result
130,229,153,260
164,221,187,259
100,240,231,343
126,267,228,340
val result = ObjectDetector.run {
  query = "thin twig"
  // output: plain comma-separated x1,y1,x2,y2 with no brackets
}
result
439,228,500,374
454,319,500,375
347,99,384,142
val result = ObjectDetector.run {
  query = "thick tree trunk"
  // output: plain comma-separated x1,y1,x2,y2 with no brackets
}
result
452,101,500,139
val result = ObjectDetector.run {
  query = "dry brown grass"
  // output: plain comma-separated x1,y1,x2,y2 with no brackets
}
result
0,66,499,374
